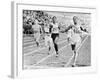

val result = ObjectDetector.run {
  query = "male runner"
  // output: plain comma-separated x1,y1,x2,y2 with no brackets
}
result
32,19,42,47
44,20,53,55
51,16,60,57
63,16,89,67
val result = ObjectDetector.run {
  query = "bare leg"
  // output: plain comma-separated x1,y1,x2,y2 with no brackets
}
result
36,41,39,47
72,50,78,67
36,33,40,47
72,41,81,67
54,36,59,57
48,38,53,55
48,46,51,55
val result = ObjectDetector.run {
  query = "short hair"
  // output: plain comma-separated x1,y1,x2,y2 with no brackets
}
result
52,16,56,20
73,16,79,25
73,16,78,21
52,16,57,23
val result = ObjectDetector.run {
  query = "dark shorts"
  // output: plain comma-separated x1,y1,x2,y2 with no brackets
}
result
51,33,59,42
71,44,76,50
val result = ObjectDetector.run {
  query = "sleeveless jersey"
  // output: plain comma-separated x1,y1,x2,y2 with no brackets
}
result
52,23,59,33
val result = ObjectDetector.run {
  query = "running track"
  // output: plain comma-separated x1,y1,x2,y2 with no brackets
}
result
23,33,91,69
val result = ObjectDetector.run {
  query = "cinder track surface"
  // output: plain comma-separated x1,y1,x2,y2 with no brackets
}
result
23,33,91,69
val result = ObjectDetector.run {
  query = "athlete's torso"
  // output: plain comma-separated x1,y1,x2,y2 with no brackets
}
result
52,23,59,33
44,24,51,37
68,26,81,43
32,24,41,32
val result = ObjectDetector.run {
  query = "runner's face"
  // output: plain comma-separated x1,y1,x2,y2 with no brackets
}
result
53,17,57,23
73,17,79,25
55,17,57,22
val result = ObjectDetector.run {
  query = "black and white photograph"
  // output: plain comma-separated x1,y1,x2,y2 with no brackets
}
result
23,10,91,69
10,2,97,78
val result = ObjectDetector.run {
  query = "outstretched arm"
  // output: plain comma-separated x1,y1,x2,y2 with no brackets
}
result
80,26,88,33
60,25,73,33
79,26,90,36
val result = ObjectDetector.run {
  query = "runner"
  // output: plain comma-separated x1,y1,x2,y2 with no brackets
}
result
51,16,60,57
44,19,53,55
62,16,89,67
32,19,42,47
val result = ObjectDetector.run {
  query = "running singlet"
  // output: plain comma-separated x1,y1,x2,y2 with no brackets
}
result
68,27,81,44
44,26,49,33
52,23,59,33
32,24,41,33
44,24,51,37
75,24,82,32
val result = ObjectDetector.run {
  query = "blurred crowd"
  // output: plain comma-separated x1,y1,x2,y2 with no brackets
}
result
23,10,55,36
23,10,90,37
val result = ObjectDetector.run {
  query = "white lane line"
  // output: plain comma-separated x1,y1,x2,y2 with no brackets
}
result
65,35,89,67
23,42,44,50
24,39,68,56
76,35,89,52
23,41,44,47
33,54,55,66
58,39,67,44
33,43,70,66
24,47,46,56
